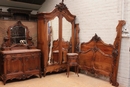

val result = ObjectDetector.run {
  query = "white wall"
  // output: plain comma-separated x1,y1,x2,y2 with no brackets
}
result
39,0,130,87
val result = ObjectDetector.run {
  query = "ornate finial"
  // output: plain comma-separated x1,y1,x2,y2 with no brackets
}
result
92,33,101,42
62,0,64,3
17,21,22,25
55,0,67,12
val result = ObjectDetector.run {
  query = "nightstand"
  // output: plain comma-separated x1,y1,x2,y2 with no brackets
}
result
66,53,79,77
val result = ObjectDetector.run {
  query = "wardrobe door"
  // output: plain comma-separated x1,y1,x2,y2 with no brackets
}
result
48,17,59,65
62,17,71,63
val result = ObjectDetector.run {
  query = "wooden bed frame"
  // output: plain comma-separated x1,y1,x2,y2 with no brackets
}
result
78,20,125,87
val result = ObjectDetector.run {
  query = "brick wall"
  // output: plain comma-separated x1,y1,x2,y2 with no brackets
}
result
39,0,130,87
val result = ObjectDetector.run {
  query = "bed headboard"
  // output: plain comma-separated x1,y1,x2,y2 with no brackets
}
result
78,20,126,87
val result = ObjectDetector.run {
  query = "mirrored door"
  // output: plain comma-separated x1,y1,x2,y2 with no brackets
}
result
62,17,71,63
48,17,59,65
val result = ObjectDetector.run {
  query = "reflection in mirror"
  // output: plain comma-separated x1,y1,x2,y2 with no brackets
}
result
62,17,71,42
62,17,71,63
48,17,59,65
11,26,26,44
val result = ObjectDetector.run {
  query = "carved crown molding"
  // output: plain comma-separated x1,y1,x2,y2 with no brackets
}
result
92,34,101,42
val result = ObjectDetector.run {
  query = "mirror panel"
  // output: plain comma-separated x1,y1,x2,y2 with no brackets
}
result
11,26,26,44
48,17,59,65
62,17,71,42
62,17,71,63
51,17,59,41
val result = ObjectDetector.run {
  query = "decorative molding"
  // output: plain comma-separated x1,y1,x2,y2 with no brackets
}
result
55,2,67,12
0,8,37,21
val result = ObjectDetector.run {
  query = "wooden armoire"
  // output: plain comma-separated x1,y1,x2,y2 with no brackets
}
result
37,1,79,76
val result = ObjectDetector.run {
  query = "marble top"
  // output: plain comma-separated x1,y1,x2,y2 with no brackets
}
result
67,53,78,56
1,49,41,54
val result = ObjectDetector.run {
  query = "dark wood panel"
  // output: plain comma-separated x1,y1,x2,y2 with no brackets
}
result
0,8,37,21
11,0,46,5
0,49,41,85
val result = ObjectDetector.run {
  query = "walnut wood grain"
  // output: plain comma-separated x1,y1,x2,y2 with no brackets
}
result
79,20,125,87
0,49,41,85
37,2,77,76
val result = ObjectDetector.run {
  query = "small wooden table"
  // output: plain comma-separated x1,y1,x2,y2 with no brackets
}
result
66,53,79,77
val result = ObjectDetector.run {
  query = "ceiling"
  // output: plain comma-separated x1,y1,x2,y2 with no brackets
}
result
0,0,46,10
